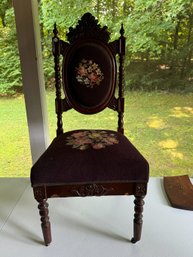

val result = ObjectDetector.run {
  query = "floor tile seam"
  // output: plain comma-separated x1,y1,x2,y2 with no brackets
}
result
0,182,30,232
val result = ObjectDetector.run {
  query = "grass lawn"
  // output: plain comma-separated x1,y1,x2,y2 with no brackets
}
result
0,91,193,177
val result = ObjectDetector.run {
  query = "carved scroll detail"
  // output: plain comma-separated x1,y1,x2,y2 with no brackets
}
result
72,184,114,196
62,98,72,112
67,13,110,43
109,40,119,55
108,97,118,111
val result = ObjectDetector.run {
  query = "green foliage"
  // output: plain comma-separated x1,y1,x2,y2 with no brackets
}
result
125,60,193,92
0,0,12,26
123,0,193,91
0,0,193,94
0,6,22,95
40,0,193,91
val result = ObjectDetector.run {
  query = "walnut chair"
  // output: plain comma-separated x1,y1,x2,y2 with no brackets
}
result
30,13,149,246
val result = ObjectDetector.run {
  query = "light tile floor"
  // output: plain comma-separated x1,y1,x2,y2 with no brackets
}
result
0,178,193,257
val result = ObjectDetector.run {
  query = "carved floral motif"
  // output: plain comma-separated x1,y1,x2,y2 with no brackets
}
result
72,184,114,196
136,184,147,195
34,187,46,200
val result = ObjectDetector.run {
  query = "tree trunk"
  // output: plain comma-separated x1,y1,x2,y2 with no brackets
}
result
173,20,180,50
112,0,116,22
170,19,181,71
96,0,100,20
187,15,193,65
180,15,193,78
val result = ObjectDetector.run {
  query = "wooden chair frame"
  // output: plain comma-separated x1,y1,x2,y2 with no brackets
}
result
31,13,148,246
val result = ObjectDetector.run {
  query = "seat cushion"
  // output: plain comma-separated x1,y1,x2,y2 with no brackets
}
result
31,130,149,186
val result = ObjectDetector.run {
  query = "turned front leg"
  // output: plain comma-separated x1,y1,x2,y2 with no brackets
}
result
131,195,145,243
38,199,52,246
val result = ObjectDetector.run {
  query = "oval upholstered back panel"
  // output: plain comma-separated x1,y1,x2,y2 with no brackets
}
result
62,40,117,114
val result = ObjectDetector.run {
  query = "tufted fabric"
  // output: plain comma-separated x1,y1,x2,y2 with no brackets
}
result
31,130,149,187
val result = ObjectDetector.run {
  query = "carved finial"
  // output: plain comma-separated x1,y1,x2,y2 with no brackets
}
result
53,23,58,37
120,23,125,37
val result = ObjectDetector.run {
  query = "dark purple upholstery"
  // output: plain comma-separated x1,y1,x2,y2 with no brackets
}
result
31,130,149,186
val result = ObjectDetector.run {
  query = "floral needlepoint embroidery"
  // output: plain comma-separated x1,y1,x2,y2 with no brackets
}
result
75,59,104,88
66,130,119,150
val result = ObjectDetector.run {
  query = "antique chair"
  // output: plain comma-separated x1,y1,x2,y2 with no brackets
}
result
30,13,149,246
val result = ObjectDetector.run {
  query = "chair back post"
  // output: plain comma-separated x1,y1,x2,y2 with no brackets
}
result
117,24,125,134
52,23,63,136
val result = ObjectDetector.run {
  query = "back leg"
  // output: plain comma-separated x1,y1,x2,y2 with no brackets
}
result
38,199,52,246
131,195,145,243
